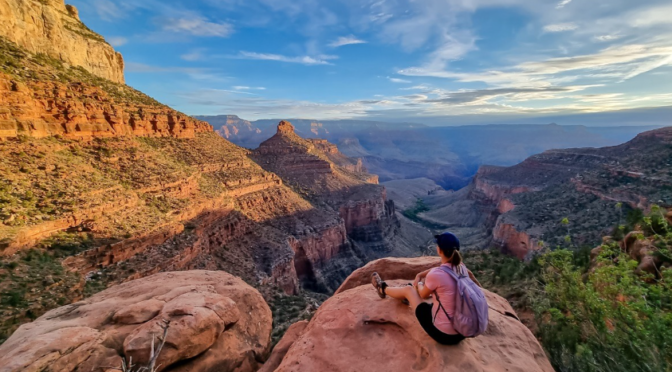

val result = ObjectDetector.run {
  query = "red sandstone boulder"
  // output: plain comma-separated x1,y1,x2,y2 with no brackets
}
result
274,257,553,372
258,321,309,372
336,256,441,294
0,271,272,372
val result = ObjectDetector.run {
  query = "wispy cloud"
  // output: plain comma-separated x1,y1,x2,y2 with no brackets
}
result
125,62,230,82
162,18,233,37
329,36,367,48
388,77,411,83
543,23,578,33
594,35,620,42
90,0,124,20
181,49,205,61
125,62,205,74
399,44,672,87
107,36,128,47
237,51,336,65
556,0,572,9
233,86,267,90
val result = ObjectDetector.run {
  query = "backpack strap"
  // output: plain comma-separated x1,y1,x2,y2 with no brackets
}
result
431,265,462,323
433,290,452,322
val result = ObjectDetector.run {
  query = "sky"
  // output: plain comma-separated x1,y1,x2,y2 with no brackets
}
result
69,0,672,125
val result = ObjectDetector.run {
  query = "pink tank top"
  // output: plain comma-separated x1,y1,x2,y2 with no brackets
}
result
424,263,467,335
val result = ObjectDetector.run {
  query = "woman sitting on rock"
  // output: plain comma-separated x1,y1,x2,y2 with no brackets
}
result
371,232,485,345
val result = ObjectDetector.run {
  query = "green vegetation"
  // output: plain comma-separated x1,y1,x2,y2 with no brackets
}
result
402,198,430,222
269,293,312,344
0,36,162,107
64,21,106,43
468,207,672,372
267,290,327,345
0,231,114,345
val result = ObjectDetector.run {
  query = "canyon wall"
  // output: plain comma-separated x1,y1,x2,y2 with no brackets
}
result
0,0,124,83
0,71,212,140
418,127,672,259
0,4,428,341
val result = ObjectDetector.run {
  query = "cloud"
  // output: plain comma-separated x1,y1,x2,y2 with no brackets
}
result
162,18,233,37
400,44,672,86
181,49,205,61
107,37,128,47
237,51,335,65
90,0,124,20
629,4,672,27
329,36,367,48
556,0,572,9
543,23,578,33
233,86,267,90
388,77,411,83
125,62,230,82
594,35,620,42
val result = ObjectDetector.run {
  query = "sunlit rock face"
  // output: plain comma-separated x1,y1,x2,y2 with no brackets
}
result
0,0,125,83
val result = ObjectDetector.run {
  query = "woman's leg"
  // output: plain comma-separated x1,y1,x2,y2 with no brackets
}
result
385,285,424,309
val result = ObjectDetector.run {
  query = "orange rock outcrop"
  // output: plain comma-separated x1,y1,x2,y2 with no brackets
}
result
0,271,272,372
0,72,212,140
0,0,125,83
267,257,554,372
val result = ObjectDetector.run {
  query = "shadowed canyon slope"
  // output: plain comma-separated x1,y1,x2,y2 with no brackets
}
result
0,118,430,342
413,127,672,258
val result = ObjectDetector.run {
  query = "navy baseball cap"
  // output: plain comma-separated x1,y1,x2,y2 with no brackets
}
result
434,232,460,252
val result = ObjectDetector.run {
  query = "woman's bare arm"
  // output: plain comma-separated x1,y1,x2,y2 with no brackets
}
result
413,268,435,286
416,282,433,299
468,270,483,288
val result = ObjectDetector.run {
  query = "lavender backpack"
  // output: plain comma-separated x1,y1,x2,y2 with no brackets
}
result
433,265,489,338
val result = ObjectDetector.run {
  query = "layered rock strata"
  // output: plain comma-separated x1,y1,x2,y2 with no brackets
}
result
0,71,212,140
251,121,431,290
0,0,125,83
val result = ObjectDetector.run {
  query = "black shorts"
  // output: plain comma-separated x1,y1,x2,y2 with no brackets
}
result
415,302,465,345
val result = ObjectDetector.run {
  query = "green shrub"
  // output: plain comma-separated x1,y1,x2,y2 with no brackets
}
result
533,229,672,371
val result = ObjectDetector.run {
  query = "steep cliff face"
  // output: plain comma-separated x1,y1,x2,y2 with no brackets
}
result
0,0,124,83
0,37,210,140
418,127,672,258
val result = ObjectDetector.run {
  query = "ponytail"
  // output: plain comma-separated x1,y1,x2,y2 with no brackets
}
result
448,250,463,267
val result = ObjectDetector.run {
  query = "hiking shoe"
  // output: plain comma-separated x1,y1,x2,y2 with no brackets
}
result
371,272,386,299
